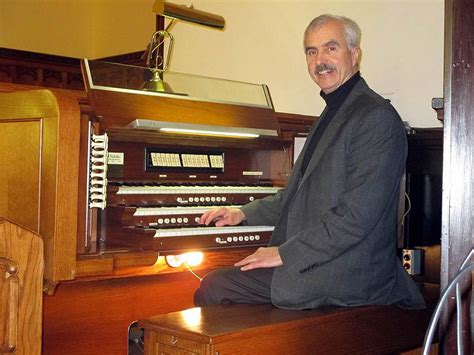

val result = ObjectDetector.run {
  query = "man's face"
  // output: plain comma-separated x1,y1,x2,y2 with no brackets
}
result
304,20,360,94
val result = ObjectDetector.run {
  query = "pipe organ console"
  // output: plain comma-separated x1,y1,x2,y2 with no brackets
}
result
98,150,282,253
76,59,293,261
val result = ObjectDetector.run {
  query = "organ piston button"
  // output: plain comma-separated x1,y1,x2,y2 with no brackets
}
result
227,237,232,242
158,218,164,224
255,235,260,240
199,197,205,202
249,235,255,241
238,236,243,241
171,218,176,223
244,236,249,241
183,217,189,223
189,197,194,202
249,196,255,201
211,197,216,202
222,197,227,202
195,217,200,223
164,218,170,224
233,237,238,242
205,197,210,202
215,237,221,243
177,218,183,223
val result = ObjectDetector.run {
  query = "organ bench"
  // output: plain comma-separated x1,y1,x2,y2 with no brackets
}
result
140,284,438,355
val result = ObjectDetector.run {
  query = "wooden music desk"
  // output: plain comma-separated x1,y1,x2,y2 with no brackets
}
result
140,302,433,355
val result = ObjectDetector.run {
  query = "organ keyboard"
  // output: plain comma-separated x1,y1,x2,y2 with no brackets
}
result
106,224,275,253
108,183,282,206
112,205,243,228
102,180,282,252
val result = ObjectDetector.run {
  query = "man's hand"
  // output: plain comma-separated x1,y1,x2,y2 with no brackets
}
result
235,247,283,271
199,207,246,227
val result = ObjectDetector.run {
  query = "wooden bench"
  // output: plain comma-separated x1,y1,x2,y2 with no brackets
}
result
140,284,438,355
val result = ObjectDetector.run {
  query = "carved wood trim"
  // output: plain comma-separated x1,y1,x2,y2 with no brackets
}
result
0,48,84,90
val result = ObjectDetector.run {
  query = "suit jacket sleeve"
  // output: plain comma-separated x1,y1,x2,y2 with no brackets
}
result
240,187,286,226
278,105,407,277
240,153,303,226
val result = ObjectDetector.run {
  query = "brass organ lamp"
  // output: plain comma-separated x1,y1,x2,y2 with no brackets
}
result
141,0,226,92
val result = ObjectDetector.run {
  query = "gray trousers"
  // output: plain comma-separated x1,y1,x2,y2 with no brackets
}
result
193,266,274,306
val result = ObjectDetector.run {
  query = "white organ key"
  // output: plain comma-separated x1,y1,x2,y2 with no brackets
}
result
133,206,242,216
153,225,274,238
117,185,282,195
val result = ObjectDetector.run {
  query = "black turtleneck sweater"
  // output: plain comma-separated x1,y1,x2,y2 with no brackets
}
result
300,72,361,175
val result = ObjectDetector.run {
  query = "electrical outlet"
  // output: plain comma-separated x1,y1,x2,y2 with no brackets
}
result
402,249,423,275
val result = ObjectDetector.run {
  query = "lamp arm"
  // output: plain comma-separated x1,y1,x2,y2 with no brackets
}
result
146,29,174,72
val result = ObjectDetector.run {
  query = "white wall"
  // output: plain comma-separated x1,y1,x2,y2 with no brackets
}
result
0,0,444,127
93,0,156,58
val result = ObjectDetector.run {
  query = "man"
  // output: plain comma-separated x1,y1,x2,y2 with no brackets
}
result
194,14,425,310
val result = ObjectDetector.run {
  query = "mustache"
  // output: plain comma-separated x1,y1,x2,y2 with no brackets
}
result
315,63,335,73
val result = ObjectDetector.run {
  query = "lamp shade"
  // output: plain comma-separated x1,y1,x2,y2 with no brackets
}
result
153,0,225,29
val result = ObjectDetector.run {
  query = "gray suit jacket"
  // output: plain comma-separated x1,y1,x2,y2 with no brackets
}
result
241,79,425,310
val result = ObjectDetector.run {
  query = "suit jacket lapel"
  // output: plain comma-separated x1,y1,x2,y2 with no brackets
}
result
297,79,369,190
268,109,329,245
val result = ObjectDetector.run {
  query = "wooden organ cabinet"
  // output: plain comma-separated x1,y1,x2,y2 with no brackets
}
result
0,58,312,355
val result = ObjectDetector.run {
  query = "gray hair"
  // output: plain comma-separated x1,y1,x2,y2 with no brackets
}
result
304,14,361,50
